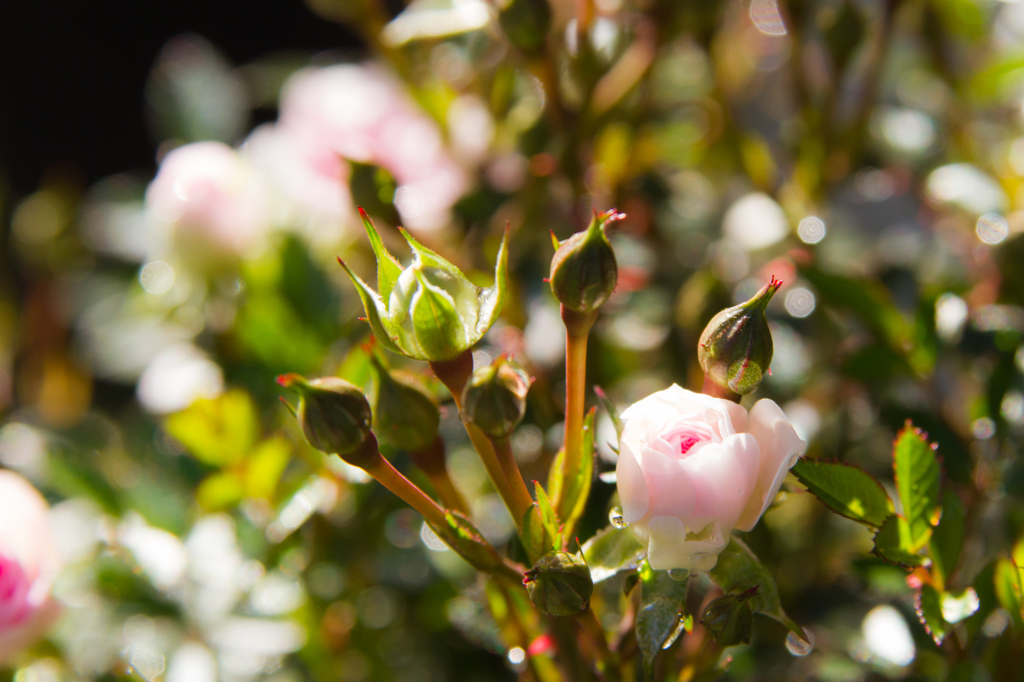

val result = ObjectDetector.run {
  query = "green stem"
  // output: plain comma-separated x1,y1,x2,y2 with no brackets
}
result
430,351,530,528
491,436,535,525
410,437,470,515
558,307,598,515
577,607,619,681
359,436,449,529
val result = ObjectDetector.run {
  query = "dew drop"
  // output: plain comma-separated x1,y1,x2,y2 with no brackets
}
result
668,568,690,582
785,630,814,657
609,507,627,528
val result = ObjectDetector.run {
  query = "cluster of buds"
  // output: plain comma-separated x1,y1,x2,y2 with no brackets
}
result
340,210,509,362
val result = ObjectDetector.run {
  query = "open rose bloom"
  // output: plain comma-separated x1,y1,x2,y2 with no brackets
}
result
0,471,60,663
616,385,806,572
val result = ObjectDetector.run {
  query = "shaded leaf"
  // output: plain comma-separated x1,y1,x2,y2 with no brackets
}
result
701,588,756,647
929,490,965,589
708,537,797,632
636,561,689,680
792,459,893,527
915,583,949,645
582,525,644,583
893,422,941,552
994,557,1024,630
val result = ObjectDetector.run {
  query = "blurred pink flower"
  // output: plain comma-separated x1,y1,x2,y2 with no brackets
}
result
276,64,469,232
615,385,805,572
146,141,270,262
0,471,60,663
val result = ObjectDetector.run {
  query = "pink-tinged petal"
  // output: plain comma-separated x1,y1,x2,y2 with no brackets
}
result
0,596,59,664
735,399,807,532
639,443,697,521
681,434,760,531
646,517,728,571
616,442,650,524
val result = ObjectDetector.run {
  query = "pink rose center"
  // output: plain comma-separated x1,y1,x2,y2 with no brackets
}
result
0,554,32,629
679,436,701,455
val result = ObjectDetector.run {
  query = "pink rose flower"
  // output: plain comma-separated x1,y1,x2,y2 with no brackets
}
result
0,471,60,663
276,64,468,233
615,385,806,572
146,141,270,262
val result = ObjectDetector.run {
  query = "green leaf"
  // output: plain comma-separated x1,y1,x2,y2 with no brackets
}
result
477,223,511,333
701,589,756,647
994,558,1024,630
244,436,292,500
522,483,562,560
636,561,690,680
708,537,797,632
196,471,245,510
535,483,561,545
929,490,966,589
438,511,519,581
791,459,893,527
337,259,404,356
582,526,645,583
164,390,258,467
872,515,925,567
915,584,949,645
548,407,597,541
593,386,623,445
359,208,404,301
893,422,941,552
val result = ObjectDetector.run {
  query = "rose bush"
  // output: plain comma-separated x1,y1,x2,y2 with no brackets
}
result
0,471,60,663
615,385,806,572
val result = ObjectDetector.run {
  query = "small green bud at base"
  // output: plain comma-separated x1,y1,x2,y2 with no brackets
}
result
700,588,757,646
368,357,440,453
523,550,594,617
278,374,373,462
697,276,782,396
549,210,622,313
461,357,531,439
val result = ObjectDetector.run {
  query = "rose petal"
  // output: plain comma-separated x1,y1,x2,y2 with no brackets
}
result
735,399,807,532
681,434,760,531
646,517,728,571
616,440,650,524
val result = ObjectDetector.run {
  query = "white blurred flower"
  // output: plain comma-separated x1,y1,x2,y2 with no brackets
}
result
136,344,224,414
861,605,915,667
145,142,271,264
926,163,1008,216
118,513,188,591
722,192,789,251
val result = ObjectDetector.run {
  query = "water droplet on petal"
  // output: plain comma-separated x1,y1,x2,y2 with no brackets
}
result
785,630,814,657
668,568,690,582
609,507,627,528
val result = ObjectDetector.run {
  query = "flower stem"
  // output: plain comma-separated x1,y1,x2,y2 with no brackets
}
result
491,436,535,524
358,436,449,529
557,307,598,517
409,437,470,515
430,350,531,529
577,606,620,681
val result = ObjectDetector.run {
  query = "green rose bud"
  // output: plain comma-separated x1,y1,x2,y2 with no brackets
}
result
460,357,531,439
549,209,622,313
523,550,594,617
697,277,781,397
368,356,440,453
278,374,374,465
339,209,510,362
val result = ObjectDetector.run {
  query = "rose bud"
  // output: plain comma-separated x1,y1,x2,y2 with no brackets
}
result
615,385,806,571
339,210,509,362
367,356,440,453
701,589,757,646
698,276,782,397
523,550,594,617
549,209,622,313
460,357,531,439
278,374,374,465
0,471,61,663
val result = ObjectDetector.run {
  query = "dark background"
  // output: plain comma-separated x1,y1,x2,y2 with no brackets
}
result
0,0,361,196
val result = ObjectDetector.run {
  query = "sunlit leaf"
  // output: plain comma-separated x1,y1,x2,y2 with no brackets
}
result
164,390,258,467
915,584,949,645
929,490,965,589
791,459,893,527
548,408,597,541
582,525,644,583
872,515,925,568
893,422,941,553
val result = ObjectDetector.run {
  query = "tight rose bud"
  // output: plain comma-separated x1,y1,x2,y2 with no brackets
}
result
523,550,593,617
340,210,509,362
278,374,373,464
460,357,531,439
698,276,782,397
0,471,60,663
549,209,622,313
368,356,440,453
